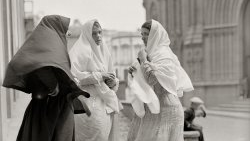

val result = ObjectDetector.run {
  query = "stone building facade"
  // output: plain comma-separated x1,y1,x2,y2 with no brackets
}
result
143,0,250,107
0,0,31,140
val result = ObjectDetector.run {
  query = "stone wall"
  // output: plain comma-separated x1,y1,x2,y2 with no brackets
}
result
184,131,200,141
143,0,250,106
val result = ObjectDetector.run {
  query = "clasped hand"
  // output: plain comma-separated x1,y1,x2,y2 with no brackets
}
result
102,72,116,88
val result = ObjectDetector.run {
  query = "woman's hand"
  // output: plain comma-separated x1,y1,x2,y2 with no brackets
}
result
101,72,115,81
101,72,116,88
105,78,116,88
128,66,137,75
138,49,147,63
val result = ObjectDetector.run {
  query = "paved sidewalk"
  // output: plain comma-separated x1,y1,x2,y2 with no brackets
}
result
195,115,250,141
6,94,31,141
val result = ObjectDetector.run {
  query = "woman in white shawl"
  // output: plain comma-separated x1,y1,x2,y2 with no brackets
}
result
69,19,121,141
127,20,194,141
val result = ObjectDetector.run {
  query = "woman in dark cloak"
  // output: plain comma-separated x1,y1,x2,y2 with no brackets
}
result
2,15,90,141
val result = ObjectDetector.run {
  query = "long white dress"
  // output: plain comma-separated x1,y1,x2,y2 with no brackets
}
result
74,72,120,141
127,62,184,141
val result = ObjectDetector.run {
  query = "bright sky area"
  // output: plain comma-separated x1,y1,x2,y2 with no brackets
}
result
32,0,146,31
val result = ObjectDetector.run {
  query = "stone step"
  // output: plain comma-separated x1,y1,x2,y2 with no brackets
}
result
209,107,250,113
232,100,250,105
207,99,250,118
206,109,250,120
219,103,250,109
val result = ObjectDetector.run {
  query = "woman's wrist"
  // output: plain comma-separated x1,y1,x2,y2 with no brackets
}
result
141,59,149,65
140,57,147,63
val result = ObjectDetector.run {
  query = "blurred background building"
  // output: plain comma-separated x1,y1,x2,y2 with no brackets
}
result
67,0,250,110
110,32,144,101
0,0,34,140
143,0,250,107
110,32,142,80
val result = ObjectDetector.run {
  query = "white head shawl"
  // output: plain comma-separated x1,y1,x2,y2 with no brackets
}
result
69,19,120,113
69,19,112,73
146,19,194,97
129,20,194,117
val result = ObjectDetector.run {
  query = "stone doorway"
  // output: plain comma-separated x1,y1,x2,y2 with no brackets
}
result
242,0,250,98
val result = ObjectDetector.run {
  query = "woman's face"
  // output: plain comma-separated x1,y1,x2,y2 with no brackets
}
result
92,24,102,45
141,27,150,47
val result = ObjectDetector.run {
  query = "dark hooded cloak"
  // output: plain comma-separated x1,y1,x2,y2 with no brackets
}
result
3,15,78,93
2,15,90,141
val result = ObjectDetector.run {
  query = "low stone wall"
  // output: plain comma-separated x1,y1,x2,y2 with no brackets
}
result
184,131,200,141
